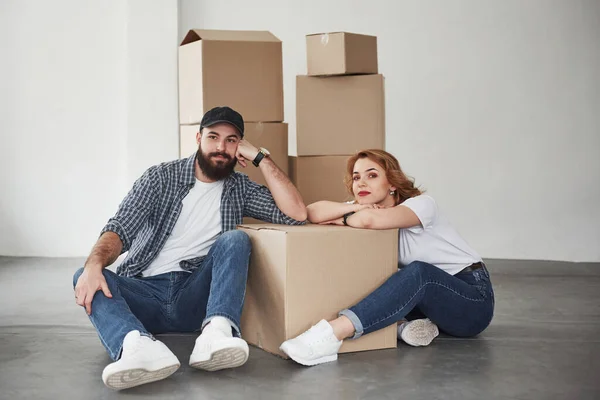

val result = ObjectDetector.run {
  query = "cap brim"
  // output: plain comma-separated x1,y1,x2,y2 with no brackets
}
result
201,120,244,136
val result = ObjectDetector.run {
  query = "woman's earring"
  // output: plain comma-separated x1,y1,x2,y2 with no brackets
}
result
389,190,396,195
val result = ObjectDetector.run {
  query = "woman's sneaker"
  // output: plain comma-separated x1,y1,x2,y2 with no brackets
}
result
398,318,439,347
280,320,342,366
102,330,180,390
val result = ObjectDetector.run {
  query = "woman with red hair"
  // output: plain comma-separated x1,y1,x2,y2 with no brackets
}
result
280,149,494,366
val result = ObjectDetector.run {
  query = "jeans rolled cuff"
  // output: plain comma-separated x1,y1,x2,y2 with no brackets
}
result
202,314,241,337
339,309,364,340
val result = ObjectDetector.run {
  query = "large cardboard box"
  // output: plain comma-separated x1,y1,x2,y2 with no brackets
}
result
239,224,398,358
307,32,378,76
179,29,284,124
180,123,289,188
289,155,352,205
296,74,385,156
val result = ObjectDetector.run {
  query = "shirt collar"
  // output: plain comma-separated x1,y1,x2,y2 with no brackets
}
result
180,154,196,186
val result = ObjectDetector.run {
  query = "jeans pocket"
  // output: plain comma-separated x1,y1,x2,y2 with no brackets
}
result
469,270,487,298
474,268,492,283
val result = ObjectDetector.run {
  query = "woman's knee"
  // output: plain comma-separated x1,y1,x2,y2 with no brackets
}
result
403,261,433,274
400,261,436,284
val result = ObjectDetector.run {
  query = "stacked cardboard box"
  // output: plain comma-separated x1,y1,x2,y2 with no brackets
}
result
177,29,289,188
291,32,385,205
239,33,396,359
177,30,397,359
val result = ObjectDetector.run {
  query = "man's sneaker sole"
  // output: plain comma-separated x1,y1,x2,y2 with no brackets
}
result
399,318,439,347
103,363,180,390
189,338,249,371
279,343,338,366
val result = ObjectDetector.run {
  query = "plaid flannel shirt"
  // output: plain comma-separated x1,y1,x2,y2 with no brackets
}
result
101,154,305,277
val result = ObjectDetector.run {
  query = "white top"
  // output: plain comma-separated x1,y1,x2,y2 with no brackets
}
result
398,195,481,275
143,179,224,277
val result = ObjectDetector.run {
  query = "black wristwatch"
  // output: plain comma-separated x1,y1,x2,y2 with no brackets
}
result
342,212,356,226
252,147,270,167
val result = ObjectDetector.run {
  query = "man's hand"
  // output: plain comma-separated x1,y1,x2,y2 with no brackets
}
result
238,138,307,221
74,266,112,315
236,140,260,168
75,231,121,315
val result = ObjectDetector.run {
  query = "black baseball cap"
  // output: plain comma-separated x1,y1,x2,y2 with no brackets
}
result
200,106,244,137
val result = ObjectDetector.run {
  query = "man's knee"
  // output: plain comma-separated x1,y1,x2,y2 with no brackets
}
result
73,267,116,287
220,230,251,250
72,267,84,288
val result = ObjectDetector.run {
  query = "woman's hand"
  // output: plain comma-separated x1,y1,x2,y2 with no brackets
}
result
355,203,388,211
355,203,375,212
320,205,389,226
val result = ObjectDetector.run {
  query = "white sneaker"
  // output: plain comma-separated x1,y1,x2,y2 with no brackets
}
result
189,316,249,371
102,330,180,390
398,318,439,347
279,320,342,366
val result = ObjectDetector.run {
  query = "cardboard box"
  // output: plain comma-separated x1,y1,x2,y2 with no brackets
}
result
179,29,284,124
180,123,289,187
179,124,200,157
307,32,378,76
239,224,398,358
296,74,385,156
289,155,353,205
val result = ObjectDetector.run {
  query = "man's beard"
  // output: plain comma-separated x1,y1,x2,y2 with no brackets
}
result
196,146,237,181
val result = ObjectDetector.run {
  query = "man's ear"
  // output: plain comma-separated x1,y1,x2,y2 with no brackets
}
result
196,129,202,145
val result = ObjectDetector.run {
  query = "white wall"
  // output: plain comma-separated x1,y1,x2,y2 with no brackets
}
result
0,0,178,257
1,1,598,261
127,0,179,184
179,0,600,262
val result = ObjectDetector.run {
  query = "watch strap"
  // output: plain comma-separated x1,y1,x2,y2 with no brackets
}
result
252,150,266,167
342,212,356,226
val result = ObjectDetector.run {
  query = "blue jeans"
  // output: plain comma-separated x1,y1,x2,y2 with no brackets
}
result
340,261,495,339
72,230,251,360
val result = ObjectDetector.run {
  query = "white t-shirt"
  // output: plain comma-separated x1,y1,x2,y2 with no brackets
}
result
398,195,481,275
142,179,224,277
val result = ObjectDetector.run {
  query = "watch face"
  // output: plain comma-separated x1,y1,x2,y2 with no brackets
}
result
261,147,271,156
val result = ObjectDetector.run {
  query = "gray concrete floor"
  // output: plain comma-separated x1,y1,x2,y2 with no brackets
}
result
0,257,599,400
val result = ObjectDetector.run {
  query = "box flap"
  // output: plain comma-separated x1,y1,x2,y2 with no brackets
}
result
181,29,280,45
237,223,285,232
306,32,376,38
238,223,352,233
306,31,344,37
